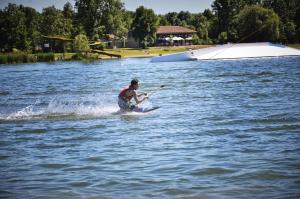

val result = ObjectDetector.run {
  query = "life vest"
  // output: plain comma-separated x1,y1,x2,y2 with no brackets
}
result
119,86,134,101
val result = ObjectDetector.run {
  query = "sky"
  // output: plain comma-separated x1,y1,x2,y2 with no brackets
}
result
0,0,214,14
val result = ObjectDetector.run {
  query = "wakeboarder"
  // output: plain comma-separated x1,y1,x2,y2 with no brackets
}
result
118,79,148,111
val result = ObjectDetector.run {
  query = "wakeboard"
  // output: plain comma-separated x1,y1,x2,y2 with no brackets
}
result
140,106,160,113
117,106,160,114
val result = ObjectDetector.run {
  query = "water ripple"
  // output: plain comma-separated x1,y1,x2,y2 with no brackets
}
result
0,57,300,198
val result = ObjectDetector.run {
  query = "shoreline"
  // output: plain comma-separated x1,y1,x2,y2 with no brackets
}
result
1,44,299,65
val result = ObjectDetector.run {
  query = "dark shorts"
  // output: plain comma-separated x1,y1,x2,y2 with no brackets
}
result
118,97,135,111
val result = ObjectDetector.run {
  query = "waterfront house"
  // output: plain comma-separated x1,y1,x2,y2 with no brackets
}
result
156,26,196,46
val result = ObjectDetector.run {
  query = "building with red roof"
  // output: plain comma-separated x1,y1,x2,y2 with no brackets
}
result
156,26,196,46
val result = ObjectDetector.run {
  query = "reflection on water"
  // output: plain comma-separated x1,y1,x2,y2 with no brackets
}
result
0,57,300,198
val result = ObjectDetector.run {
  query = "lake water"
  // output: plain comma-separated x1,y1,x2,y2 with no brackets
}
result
0,57,300,198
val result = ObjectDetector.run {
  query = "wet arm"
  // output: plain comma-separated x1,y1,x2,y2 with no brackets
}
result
134,92,147,104
137,92,147,98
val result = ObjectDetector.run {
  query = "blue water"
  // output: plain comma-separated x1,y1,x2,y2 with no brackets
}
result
0,57,300,198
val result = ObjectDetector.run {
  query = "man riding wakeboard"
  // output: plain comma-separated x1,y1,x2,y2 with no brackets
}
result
118,79,148,111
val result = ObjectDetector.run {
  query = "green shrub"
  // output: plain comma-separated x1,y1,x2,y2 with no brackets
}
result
0,54,8,64
26,54,37,63
218,32,228,44
7,53,23,63
36,53,55,62
71,53,84,60
71,53,97,62
0,52,52,64
192,34,201,45
74,34,90,52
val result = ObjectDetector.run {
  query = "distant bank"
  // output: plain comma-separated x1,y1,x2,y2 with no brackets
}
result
1,44,299,65
0,45,210,65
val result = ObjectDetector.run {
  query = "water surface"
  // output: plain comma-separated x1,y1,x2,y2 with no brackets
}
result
0,57,300,198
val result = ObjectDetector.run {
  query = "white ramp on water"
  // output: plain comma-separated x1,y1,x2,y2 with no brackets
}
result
151,42,300,62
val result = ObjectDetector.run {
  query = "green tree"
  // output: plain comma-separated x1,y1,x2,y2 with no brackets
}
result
235,5,280,42
104,2,124,36
165,12,180,26
63,2,74,35
295,5,300,27
74,34,90,52
192,34,201,45
191,14,210,43
131,6,159,48
75,0,124,40
212,0,241,34
283,21,297,43
177,11,192,26
115,10,134,47
295,5,300,42
218,32,228,43
0,4,37,51
41,6,72,37
207,17,219,43
22,6,41,51
212,0,260,41
62,2,75,51
63,2,74,19
263,0,298,22
122,11,134,33
203,9,214,20
158,15,170,26
263,0,299,43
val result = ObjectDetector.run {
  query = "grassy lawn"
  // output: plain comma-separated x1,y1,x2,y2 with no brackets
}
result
93,43,299,60
102,45,211,58
103,44,299,59
54,47,197,60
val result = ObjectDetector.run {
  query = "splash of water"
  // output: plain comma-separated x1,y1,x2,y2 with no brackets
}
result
1,93,153,121
1,94,119,121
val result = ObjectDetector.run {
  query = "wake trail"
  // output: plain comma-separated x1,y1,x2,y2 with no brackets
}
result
0,94,120,121
0,93,155,121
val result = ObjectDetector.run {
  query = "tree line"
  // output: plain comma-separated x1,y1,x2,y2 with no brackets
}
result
0,0,299,52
